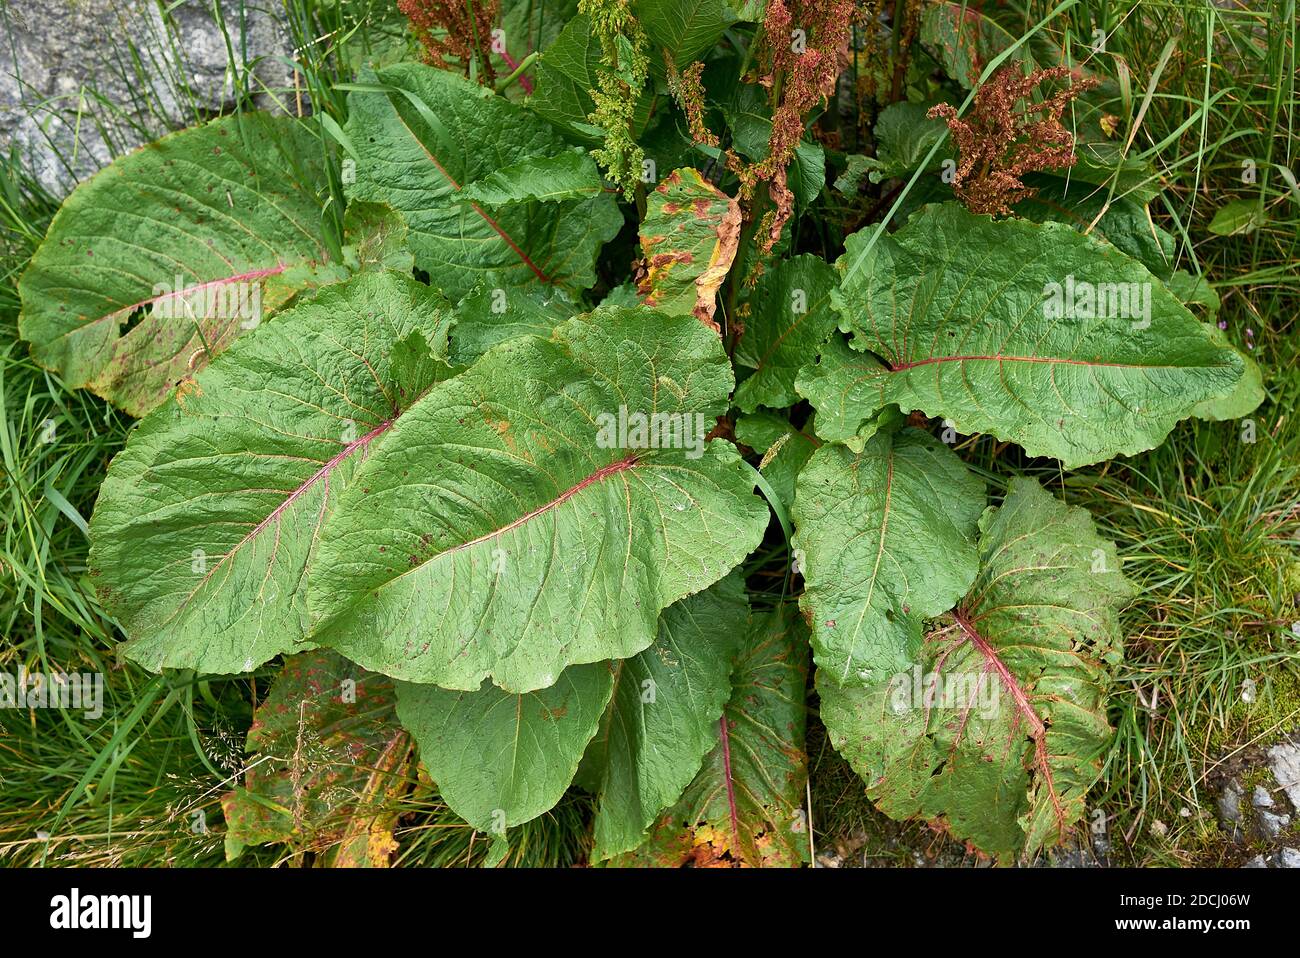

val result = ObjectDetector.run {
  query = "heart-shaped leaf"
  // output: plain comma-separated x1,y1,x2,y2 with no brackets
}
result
90,271,455,674
19,113,336,415
824,202,1251,468
307,305,768,692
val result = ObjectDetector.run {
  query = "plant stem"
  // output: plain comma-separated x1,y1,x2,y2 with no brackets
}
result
463,0,491,83
495,51,538,92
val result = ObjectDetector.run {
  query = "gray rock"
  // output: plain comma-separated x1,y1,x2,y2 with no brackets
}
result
1217,778,1245,824
1279,847,1300,869
1257,809,1291,840
1243,854,1268,868
1,0,292,196
1269,742,1300,811
1252,785,1275,809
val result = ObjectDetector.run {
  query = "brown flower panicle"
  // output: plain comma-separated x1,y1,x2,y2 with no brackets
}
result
928,63,1100,216
727,0,853,251
666,60,719,149
399,0,500,82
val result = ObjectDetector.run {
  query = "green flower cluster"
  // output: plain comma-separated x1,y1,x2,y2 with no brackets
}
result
580,0,649,200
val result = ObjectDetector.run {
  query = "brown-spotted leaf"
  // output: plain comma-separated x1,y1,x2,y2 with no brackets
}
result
221,651,411,865
18,112,339,416
637,168,741,331
609,603,811,867
817,478,1135,862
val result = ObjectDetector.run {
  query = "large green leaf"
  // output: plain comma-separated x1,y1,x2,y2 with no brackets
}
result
396,663,615,833
221,651,410,864
581,577,750,860
637,168,741,328
635,0,736,68
459,151,606,205
307,306,768,693
18,113,335,416
791,426,985,683
1014,175,1175,279
613,604,810,867
1192,323,1265,421
733,254,839,412
825,203,1249,468
848,100,952,187
344,63,622,298
395,579,748,841
1017,177,1228,319
818,478,1134,861
90,272,454,674
794,334,888,444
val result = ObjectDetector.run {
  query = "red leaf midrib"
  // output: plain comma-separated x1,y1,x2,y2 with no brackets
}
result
718,714,742,855
952,607,1067,831
165,415,397,625
390,106,552,284
891,354,1149,372
430,453,642,561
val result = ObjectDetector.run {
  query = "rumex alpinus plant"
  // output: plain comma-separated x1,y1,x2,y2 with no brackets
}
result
14,0,1264,865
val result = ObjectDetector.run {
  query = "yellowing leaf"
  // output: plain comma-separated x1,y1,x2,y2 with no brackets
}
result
221,652,411,865
638,168,741,331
